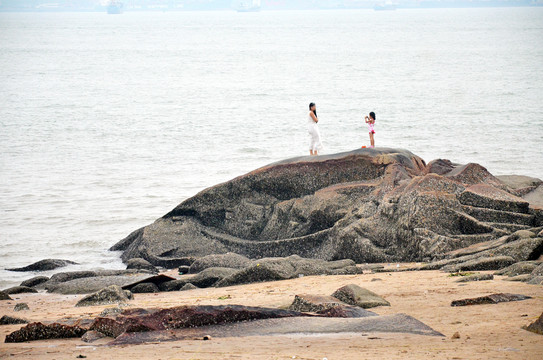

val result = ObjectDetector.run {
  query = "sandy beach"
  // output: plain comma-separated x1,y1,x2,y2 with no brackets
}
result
1,268,541,360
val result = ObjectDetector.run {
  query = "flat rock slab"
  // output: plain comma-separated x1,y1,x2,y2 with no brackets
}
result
46,274,174,295
109,314,444,345
315,305,378,318
459,184,529,213
495,262,539,277
455,273,494,283
451,293,532,307
443,256,516,273
7,259,78,272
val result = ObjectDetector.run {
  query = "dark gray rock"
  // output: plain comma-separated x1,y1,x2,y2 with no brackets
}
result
46,273,173,295
111,149,543,268
139,252,195,269
99,307,123,317
188,253,251,274
46,269,153,285
75,285,132,307
20,276,49,288
443,256,516,272
527,276,543,285
178,265,190,274
503,274,532,282
158,279,190,292
81,330,107,343
14,303,30,311
190,267,238,288
288,294,377,318
437,237,543,271
508,230,536,239
0,291,13,300
0,315,28,325
455,273,494,282
130,283,159,293
180,283,198,291
495,262,539,277
125,258,158,273
451,293,531,306
216,255,363,288
532,263,543,276
6,259,78,272
288,294,346,312
4,286,38,295
315,305,378,318
331,284,390,309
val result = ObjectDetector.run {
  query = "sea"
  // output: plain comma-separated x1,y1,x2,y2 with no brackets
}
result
0,8,542,288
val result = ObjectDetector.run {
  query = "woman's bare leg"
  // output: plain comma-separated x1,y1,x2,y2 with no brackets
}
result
310,150,314,156
370,133,375,147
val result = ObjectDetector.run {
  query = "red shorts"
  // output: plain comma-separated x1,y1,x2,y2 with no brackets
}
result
369,130,375,134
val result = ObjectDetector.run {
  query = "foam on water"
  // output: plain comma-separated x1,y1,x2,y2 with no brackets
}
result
0,8,542,288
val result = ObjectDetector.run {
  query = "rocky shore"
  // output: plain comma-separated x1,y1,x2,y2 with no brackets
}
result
1,148,542,359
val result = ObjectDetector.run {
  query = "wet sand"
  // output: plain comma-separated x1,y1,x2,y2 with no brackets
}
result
1,269,542,359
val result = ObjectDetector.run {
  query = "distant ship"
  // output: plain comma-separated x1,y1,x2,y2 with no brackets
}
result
107,0,123,14
374,1,398,10
237,0,261,12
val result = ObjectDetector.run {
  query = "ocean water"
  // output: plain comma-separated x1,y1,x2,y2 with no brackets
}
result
0,8,542,288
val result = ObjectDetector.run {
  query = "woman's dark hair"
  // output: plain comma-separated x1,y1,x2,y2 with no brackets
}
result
369,111,376,120
309,102,317,117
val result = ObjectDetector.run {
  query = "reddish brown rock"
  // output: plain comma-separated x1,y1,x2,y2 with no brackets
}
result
5,322,88,343
89,305,308,338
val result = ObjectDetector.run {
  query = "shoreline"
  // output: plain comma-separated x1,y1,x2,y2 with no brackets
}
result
1,268,542,359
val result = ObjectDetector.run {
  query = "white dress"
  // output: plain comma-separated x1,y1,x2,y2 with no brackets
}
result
307,113,323,151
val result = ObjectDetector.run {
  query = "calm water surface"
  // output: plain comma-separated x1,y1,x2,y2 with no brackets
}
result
1,8,542,287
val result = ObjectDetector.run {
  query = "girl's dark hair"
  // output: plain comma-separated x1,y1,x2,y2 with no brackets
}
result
309,102,317,118
369,112,376,120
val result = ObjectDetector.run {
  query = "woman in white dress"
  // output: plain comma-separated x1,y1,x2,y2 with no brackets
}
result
308,102,323,156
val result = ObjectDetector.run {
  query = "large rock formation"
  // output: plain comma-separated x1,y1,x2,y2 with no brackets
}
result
111,148,543,265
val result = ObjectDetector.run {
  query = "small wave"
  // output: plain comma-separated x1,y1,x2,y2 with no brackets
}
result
238,147,261,154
